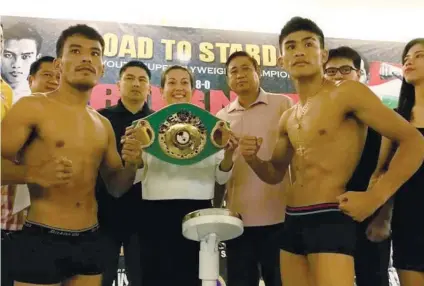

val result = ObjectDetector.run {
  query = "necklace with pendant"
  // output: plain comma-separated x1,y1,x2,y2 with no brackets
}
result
294,81,324,156
294,97,312,156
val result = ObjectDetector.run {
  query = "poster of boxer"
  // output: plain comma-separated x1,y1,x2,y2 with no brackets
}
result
1,15,404,286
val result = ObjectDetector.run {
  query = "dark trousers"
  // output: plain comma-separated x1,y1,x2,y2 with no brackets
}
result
226,223,284,286
354,219,391,286
102,232,142,286
1,230,16,286
139,199,211,286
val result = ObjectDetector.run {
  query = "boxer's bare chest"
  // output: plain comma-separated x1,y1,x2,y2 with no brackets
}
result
25,102,108,167
287,93,364,163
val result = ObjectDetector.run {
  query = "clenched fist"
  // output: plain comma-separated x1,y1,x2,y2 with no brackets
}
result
337,191,385,222
239,136,263,161
224,132,239,158
124,121,153,147
28,156,73,188
121,137,143,167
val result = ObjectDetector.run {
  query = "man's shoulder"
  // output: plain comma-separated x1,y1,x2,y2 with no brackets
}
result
332,79,368,96
87,107,112,128
142,106,154,118
262,90,294,107
14,93,47,108
331,80,379,111
96,105,117,117
215,105,230,119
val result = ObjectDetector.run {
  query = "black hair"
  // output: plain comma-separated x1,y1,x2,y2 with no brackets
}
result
3,22,43,53
225,51,260,75
119,61,151,79
279,17,324,51
160,65,194,89
325,46,362,69
28,56,55,76
56,24,104,57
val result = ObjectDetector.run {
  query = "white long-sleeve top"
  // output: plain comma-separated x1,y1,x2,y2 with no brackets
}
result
137,150,232,200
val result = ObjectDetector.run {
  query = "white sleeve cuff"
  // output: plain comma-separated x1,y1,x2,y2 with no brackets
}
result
215,156,233,185
133,152,147,184
133,168,144,184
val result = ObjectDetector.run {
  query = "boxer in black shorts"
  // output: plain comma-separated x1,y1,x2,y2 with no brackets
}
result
281,203,356,256
8,221,109,284
239,17,424,286
1,25,144,286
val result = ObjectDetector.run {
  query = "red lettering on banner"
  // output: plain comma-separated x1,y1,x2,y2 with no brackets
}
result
151,86,164,111
192,90,206,109
89,84,298,112
209,90,237,115
90,84,120,110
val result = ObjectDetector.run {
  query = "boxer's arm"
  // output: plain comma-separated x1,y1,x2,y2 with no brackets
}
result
246,110,294,185
1,96,39,161
1,157,29,185
1,97,41,184
368,137,394,223
342,81,424,204
99,117,139,198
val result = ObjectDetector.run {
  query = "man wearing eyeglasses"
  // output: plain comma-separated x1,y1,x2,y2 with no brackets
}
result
324,46,391,286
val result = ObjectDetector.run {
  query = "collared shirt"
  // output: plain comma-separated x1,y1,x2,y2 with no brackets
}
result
95,99,153,236
216,88,293,227
1,79,28,231
140,150,232,200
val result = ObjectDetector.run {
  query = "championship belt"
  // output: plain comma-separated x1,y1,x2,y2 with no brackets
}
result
131,103,231,165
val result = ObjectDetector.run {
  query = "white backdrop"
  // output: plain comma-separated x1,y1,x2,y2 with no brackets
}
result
1,0,423,43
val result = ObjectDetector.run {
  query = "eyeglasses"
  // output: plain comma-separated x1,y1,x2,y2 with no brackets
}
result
324,65,358,76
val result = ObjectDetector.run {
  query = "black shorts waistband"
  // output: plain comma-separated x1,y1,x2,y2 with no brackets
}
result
286,203,340,216
23,221,99,237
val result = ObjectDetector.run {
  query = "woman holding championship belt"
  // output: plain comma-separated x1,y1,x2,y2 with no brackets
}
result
133,65,238,286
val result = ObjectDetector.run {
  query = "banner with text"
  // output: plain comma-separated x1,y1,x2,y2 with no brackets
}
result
2,16,405,115
1,16,404,286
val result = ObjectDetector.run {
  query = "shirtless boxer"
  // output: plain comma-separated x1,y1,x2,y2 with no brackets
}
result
238,17,424,286
2,56,60,203
1,24,143,286
1,56,59,186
